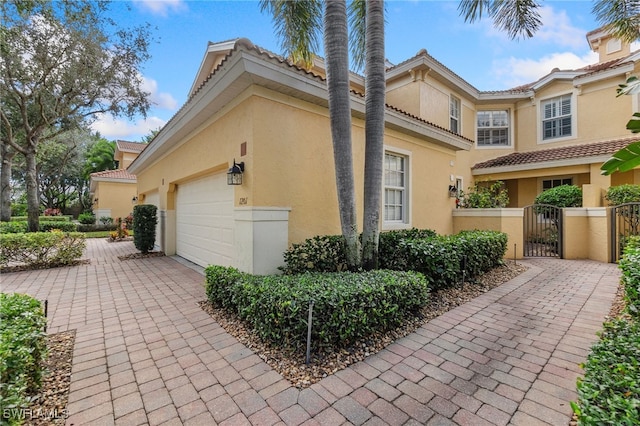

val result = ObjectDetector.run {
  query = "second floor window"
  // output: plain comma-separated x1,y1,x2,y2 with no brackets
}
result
477,110,509,146
450,95,460,133
542,94,572,140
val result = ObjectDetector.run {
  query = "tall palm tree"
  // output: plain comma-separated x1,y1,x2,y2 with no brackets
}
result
260,0,361,269
324,0,361,269
362,0,385,270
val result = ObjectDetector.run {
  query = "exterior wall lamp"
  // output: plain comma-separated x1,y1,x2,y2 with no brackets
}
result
227,160,245,185
93,198,98,204
448,185,458,198
132,196,138,204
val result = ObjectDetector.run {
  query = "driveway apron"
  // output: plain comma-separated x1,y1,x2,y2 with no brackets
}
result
1,239,620,425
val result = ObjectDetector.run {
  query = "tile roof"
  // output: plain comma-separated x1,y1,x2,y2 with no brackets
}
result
116,140,147,153
472,137,638,170
90,169,137,180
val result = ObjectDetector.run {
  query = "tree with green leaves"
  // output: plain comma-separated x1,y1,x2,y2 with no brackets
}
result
83,138,116,179
0,0,153,231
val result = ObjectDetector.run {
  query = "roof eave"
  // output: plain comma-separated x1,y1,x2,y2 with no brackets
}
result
472,154,614,176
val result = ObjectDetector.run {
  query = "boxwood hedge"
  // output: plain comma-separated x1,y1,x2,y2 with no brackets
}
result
205,267,429,351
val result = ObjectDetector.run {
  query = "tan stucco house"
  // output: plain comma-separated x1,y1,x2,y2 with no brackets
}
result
128,39,472,274
130,27,640,272
90,140,146,222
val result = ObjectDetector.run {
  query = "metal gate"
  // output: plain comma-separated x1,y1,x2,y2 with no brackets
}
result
523,204,563,258
610,202,640,262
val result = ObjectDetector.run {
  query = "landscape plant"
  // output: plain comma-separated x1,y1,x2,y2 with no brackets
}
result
534,184,582,207
205,267,428,351
133,204,157,253
0,231,86,268
77,213,96,225
458,181,509,208
0,293,47,425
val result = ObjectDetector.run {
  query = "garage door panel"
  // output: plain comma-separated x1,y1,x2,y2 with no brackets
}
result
176,174,234,268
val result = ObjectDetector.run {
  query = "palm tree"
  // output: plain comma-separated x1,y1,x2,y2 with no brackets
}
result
362,0,385,270
324,0,361,268
260,0,361,269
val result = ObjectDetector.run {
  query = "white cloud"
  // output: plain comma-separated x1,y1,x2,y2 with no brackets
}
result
142,77,178,110
491,50,599,89
90,114,166,141
134,0,187,17
535,5,587,49
482,5,587,49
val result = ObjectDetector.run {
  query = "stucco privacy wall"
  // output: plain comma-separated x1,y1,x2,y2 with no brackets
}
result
453,207,611,262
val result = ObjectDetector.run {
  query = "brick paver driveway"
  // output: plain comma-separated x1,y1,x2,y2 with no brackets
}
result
1,239,620,425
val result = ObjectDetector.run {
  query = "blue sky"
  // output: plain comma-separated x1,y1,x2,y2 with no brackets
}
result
92,0,616,142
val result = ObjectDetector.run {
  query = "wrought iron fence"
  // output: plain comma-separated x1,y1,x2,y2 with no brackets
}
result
523,204,563,258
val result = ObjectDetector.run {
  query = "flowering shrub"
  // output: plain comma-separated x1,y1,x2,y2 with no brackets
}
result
43,208,61,216
108,218,129,241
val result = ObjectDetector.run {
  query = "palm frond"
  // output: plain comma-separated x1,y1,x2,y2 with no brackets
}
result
601,141,640,175
593,0,640,43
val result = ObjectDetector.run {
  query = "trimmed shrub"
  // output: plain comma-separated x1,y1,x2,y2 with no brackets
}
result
39,221,77,232
280,235,347,274
205,265,247,309
618,243,640,319
378,228,437,270
0,232,86,268
75,223,118,233
0,293,47,423
205,267,429,350
572,320,640,425
398,230,508,291
0,221,28,234
133,204,157,253
280,228,437,274
10,215,71,222
77,212,96,225
99,216,113,225
534,184,582,207
605,184,640,205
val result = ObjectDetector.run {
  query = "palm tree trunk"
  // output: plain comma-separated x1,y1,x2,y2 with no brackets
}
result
362,0,385,270
324,0,361,269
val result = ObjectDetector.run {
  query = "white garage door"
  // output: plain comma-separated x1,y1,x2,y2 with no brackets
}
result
176,173,234,268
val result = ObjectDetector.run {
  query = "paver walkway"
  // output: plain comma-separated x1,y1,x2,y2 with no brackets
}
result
1,239,620,425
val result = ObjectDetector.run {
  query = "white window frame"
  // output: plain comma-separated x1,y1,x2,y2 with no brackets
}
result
539,93,576,143
476,110,511,148
383,148,411,230
450,95,460,134
538,176,574,193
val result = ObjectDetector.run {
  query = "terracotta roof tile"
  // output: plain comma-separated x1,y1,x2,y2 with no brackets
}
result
472,137,638,170
90,169,137,180
116,140,147,153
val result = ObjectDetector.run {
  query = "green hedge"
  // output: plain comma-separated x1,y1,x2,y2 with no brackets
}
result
281,229,507,291
0,232,86,268
280,228,437,274
0,293,47,425
618,242,640,319
205,267,429,351
1,221,78,234
75,224,118,233
133,204,157,253
572,320,640,425
10,216,71,222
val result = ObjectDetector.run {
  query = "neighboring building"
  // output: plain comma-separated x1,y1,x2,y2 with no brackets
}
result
130,27,640,273
90,140,146,222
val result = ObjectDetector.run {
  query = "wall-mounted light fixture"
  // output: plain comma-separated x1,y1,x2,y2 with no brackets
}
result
448,185,458,198
132,196,138,204
93,198,98,204
227,160,245,185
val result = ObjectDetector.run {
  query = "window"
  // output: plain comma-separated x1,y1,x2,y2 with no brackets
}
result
450,96,460,133
542,94,572,140
477,110,509,146
384,153,407,223
607,38,621,53
542,177,572,191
